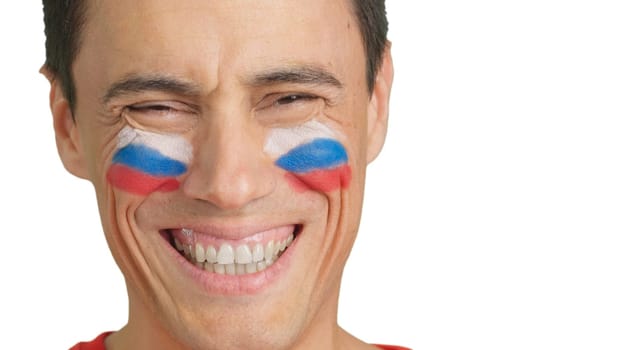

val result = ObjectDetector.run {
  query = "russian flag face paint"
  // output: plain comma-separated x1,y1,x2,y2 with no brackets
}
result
265,120,351,192
106,126,192,195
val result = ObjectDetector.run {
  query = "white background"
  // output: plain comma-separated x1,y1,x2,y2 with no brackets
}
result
1,1,621,349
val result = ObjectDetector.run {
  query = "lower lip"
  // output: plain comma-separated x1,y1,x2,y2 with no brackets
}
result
159,227,299,296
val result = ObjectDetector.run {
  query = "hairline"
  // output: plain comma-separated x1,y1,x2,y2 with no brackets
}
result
45,0,385,112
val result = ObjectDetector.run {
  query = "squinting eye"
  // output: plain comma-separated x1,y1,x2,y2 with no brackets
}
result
254,92,324,124
127,104,176,114
274,94,318,106
123,101,198,133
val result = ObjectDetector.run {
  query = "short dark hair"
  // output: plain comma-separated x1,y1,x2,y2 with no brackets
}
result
350,0,389,93
42,0,88,112
42,0,388,111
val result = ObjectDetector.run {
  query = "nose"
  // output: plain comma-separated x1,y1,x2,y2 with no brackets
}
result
182,115,276,210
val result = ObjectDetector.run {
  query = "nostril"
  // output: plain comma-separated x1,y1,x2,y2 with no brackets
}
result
181,157,277,210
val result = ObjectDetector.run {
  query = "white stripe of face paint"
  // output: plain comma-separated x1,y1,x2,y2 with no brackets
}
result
117,126,193,163
264,120,337,158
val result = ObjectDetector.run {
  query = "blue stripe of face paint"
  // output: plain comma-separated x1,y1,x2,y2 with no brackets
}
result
275,138,348,173
112,144,187,177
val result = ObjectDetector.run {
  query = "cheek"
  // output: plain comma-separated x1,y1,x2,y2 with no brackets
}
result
275,138,352,193
283,167,351,193
107,163,182,195
106,127,192,196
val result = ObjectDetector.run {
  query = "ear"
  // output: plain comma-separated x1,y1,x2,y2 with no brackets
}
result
366,43,394,164
41,66,89,180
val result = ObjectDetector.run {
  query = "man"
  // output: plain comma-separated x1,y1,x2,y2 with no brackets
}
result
42,0,404,349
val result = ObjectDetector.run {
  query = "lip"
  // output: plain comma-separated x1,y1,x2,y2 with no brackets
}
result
170,224,295,246
158,224,301,295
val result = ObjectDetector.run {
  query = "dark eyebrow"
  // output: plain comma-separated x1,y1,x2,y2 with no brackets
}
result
249,66,343,89
102,74,201,104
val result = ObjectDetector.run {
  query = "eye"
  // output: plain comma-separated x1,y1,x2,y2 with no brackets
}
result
127,102,180,115
123,101,198,133
255,92,323,124
274,94,318,106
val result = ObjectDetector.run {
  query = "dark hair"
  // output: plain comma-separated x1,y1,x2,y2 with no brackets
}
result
350,0,389,93
42,0,88,112
42,1,388,111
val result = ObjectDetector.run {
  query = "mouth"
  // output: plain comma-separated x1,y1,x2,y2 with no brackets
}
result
161,224,301,276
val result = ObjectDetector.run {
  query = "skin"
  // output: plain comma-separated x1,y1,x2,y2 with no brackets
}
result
43,0,393,349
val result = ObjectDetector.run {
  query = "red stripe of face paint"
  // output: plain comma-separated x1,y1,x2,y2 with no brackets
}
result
107,164,180,195
284,164,351,192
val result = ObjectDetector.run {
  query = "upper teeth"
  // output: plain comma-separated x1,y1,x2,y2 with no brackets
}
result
173,230,295,275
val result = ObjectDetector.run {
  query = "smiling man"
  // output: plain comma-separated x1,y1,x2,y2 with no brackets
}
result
42,1,403,349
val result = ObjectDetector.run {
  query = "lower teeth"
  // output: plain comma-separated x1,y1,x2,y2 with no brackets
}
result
186,255,282,275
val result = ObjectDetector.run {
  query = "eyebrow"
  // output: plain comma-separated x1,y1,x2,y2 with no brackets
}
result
102,66,343,104
249,66,344,89
102,74,201,104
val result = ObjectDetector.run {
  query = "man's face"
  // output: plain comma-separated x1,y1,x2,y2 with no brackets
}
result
55,0,390,348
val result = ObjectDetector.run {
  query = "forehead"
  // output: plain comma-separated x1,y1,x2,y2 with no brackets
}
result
77,0,365,94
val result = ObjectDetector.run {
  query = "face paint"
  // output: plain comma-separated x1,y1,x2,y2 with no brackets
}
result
265,120,351,192
106,126,192,195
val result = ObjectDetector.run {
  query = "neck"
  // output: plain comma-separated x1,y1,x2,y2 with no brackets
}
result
106,287,186,350
106,282,371,350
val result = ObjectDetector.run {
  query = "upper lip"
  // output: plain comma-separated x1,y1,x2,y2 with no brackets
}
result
161,221,299,241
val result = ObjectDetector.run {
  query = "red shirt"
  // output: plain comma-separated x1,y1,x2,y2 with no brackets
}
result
70,332,411,350
70,332,112,350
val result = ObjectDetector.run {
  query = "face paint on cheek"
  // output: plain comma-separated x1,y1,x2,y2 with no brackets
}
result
265,120,352,192
106,126,192,195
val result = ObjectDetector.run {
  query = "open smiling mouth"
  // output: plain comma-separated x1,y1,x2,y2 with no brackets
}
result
161,225,301,276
